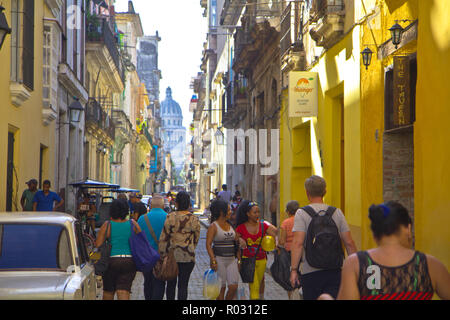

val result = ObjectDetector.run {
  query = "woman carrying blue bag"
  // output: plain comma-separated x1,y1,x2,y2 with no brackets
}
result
95,199,142,300
129,217,160,274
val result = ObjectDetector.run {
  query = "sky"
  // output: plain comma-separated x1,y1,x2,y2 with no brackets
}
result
115,0,207,130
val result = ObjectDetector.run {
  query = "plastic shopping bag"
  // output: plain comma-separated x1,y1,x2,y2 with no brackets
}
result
203,269,221,300
236,285,248,300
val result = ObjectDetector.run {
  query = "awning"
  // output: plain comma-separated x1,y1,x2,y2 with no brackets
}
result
108,188,140,193
69,179,120,189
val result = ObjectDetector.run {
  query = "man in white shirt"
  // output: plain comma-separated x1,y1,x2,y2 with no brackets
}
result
217,184,232,203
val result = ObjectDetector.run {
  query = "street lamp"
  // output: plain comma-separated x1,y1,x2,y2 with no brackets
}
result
361,47,373,70
0,6,11,51
68,99,84,124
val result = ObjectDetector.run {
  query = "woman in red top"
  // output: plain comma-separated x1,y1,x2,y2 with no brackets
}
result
319,201,450,300
236,200,277,300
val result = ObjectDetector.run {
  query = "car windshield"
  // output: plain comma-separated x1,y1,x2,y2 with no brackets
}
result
0,224,73,271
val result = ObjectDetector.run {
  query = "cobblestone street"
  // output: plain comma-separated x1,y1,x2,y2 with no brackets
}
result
98,214,291,300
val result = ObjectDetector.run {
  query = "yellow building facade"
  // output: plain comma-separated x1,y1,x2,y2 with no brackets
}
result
136,83,152,194
0,1,56,211
414,0,450,271
280,0,450,274
360,0,450,270
280,1,364,249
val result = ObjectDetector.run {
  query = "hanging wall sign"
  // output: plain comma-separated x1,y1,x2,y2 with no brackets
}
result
393,56,411,127
289,71,319,117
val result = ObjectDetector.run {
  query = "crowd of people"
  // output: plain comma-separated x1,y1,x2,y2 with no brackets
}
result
23,176,449,300
90,178,449,301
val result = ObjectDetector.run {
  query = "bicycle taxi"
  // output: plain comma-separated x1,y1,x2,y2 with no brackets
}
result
69,179,120,261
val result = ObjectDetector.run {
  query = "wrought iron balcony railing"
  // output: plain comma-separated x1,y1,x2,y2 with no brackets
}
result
87,18,125,82
86,98,115,140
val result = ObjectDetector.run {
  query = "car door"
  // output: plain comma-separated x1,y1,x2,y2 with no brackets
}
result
75,222,97,300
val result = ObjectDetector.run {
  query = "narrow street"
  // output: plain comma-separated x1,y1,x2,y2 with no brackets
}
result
1,0,449,302
97,213,289,300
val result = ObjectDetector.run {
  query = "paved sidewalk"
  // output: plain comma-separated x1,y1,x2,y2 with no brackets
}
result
97,213,292,300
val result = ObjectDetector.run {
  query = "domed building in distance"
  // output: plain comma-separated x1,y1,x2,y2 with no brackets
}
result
160,87,186,172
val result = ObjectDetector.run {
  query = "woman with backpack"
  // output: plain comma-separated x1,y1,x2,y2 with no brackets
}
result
206,199,241,300
95,198,142,300
319,201,450,300
235,200,277,300
158,191,201,300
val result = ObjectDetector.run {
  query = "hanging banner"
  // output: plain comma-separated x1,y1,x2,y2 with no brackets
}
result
288,72,318,117
393,56,411,127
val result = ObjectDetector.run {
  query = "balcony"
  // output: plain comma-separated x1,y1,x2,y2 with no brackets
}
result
280,2,304,58
280,2,306,72
200,0,208,17
309,0,345,49
232,16,279,74
222,75,249,129
141,123,154,146
220,0,246,26
86,98,115,141
86,18,125,91
112,109,133,141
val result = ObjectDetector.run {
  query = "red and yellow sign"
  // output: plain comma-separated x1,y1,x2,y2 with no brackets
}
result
289,72,318,117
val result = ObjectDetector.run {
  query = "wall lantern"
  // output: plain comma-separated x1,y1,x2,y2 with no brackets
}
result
140,163,145,171
68,99,84,124
215,127,225,145
0,6,11,51
97,142,105,153
361,47,373,70
389,20,416,50
389,23,404,49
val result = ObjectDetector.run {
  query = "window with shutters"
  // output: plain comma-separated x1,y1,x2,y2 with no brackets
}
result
43,26,52,108
9,0,36,107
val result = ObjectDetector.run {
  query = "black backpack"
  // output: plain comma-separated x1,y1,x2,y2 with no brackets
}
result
303,206,344,270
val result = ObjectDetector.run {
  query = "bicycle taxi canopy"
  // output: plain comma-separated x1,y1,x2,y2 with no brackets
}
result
107,187,140,193
69,179,120,190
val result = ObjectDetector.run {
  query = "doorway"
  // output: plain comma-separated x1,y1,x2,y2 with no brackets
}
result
6,132,15,212
339,96,345,212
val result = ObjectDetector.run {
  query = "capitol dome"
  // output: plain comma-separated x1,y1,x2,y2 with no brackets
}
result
161,87,182,116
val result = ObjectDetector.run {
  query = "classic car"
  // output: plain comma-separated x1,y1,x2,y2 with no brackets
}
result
0,212,97,300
